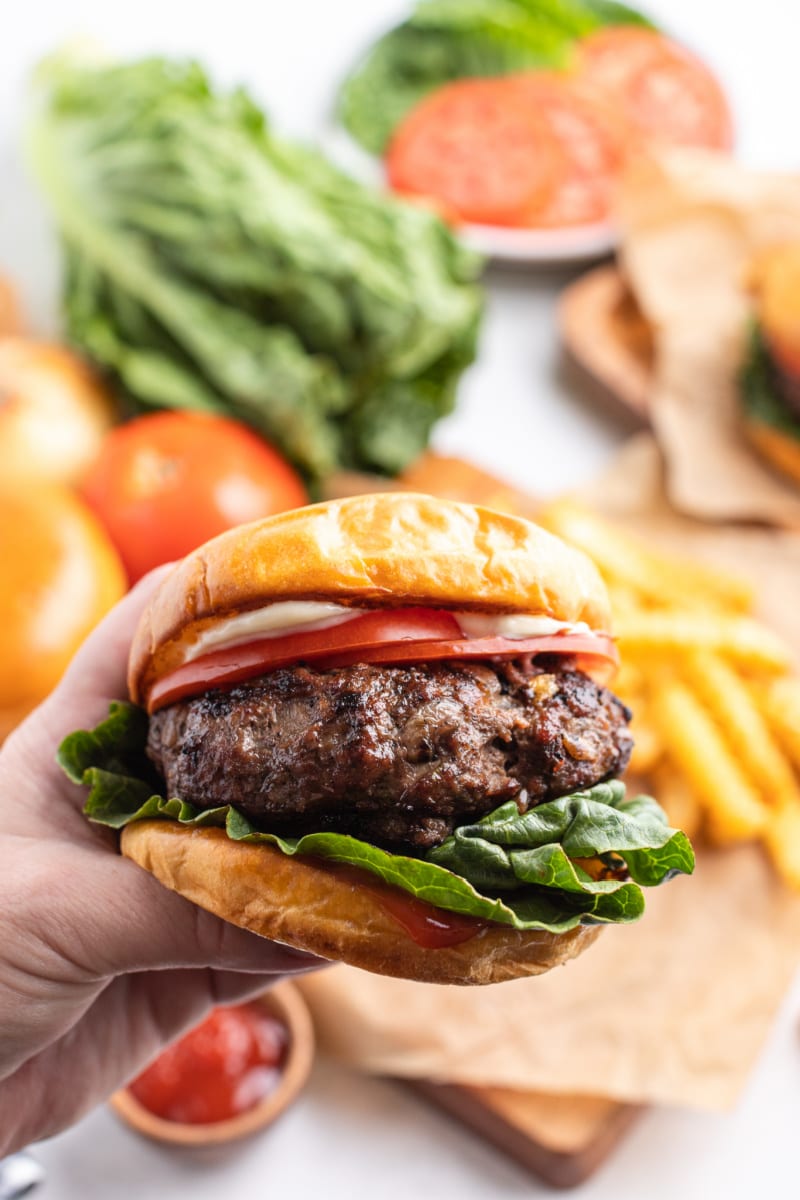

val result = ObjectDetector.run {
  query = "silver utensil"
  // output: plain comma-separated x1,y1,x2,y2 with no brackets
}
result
0,1154,45,1199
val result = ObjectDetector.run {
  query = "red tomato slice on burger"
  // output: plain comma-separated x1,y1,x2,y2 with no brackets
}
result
576,28,733,151
386,77,561,227
147,607,618,712
314,633,618,673
507,74,631,228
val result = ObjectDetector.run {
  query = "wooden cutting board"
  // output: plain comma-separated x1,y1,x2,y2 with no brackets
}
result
406,1081,643,1189
559,264,655,421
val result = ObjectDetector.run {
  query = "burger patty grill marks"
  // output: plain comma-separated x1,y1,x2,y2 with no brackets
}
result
147,658,632,853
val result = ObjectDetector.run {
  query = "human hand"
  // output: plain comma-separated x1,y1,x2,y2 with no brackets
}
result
0,569,324,1155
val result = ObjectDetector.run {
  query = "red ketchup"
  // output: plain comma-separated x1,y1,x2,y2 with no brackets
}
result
375,887,487,948
128,1004,287,1124
317,860,486,948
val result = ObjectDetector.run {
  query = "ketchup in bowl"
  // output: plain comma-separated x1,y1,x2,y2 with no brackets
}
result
129,1003,288,1125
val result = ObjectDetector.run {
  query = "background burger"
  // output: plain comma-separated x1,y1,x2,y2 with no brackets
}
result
60,493,693,985
741,242,800,485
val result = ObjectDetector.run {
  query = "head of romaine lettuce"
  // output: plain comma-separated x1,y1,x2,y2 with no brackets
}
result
29,53,483,482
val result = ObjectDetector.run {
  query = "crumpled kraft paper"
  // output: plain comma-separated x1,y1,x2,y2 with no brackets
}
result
618,149,800,528
299,438,800,1110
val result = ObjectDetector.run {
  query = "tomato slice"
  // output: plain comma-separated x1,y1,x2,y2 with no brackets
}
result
148,607,618,712
508,74,630,228
150,608,459,710
313,633,618,672
386,77,561,227
576,28,733,151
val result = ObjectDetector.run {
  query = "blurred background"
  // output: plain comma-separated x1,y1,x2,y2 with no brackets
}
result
3,2,800,1197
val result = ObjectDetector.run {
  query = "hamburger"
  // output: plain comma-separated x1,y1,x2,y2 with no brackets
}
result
60,493,693,985
740,243,800,485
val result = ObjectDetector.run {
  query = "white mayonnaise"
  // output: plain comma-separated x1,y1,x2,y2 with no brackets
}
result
455,613,594,640
188,602,368,659
182,601,597,665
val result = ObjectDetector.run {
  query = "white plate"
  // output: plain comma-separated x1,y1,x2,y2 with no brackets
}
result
324,124,618,266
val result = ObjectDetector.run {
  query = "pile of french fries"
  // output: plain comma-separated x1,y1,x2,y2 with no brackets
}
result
539,500,800,890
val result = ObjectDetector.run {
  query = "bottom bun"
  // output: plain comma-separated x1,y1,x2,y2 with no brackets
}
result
121,821,600,986
744,417,800,487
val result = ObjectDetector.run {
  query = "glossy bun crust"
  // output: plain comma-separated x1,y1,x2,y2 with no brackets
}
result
121,822,598,986
129,493,611,709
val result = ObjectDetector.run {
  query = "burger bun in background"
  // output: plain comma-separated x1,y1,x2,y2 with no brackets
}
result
0,482,126,740
0,338,117,487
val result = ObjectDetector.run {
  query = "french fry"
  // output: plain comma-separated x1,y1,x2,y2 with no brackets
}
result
681,651,800,806
628,707,663,774
648,553,754,616
758,678,800,774
650,760,702,842
607,583,647,621
616,613,791,675
650,681,768,843
540,500,753,613
763,802,800,891
613,660,646,702
540,497,800,888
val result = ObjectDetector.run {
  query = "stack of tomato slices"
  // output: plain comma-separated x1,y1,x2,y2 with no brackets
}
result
149,607,618,712
386,27,733,230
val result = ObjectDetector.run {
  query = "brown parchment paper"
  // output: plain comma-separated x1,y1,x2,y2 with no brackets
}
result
299,439,800,1111
617,149,800,528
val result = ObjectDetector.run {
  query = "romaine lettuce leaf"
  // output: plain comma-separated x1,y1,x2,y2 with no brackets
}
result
59,702,693,934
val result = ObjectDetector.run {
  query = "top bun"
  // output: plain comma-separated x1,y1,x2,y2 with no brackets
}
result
129,493,611,708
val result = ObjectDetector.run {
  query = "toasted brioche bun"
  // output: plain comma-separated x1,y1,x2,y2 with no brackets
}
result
129,492,611,709
124,493,610,985
744,417,800,488
121,822,599,986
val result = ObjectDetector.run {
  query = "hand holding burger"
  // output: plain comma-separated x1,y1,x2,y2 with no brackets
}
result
62,494,694,986
0,571,324,1159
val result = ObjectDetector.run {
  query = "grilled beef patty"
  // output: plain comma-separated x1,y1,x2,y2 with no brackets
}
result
147,658,632,853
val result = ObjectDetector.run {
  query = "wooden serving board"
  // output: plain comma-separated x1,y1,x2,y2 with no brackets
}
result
559,264,655,421
406,1081,643,1189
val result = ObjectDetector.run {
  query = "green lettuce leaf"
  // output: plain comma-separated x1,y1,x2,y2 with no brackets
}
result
59,702,693,934
739,322,800,442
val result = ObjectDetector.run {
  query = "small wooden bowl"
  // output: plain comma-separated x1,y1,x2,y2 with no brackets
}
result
110,981,314,1147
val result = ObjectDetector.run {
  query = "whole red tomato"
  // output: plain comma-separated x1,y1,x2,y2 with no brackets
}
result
80,412,308,583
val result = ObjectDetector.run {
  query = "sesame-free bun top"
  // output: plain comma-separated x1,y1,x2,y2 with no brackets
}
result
129,493,611,709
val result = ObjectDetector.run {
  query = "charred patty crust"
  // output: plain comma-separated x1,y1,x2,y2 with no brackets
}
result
147,658,632,853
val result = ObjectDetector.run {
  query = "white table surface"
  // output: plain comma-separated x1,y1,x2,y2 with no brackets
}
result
2,2,799,1196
